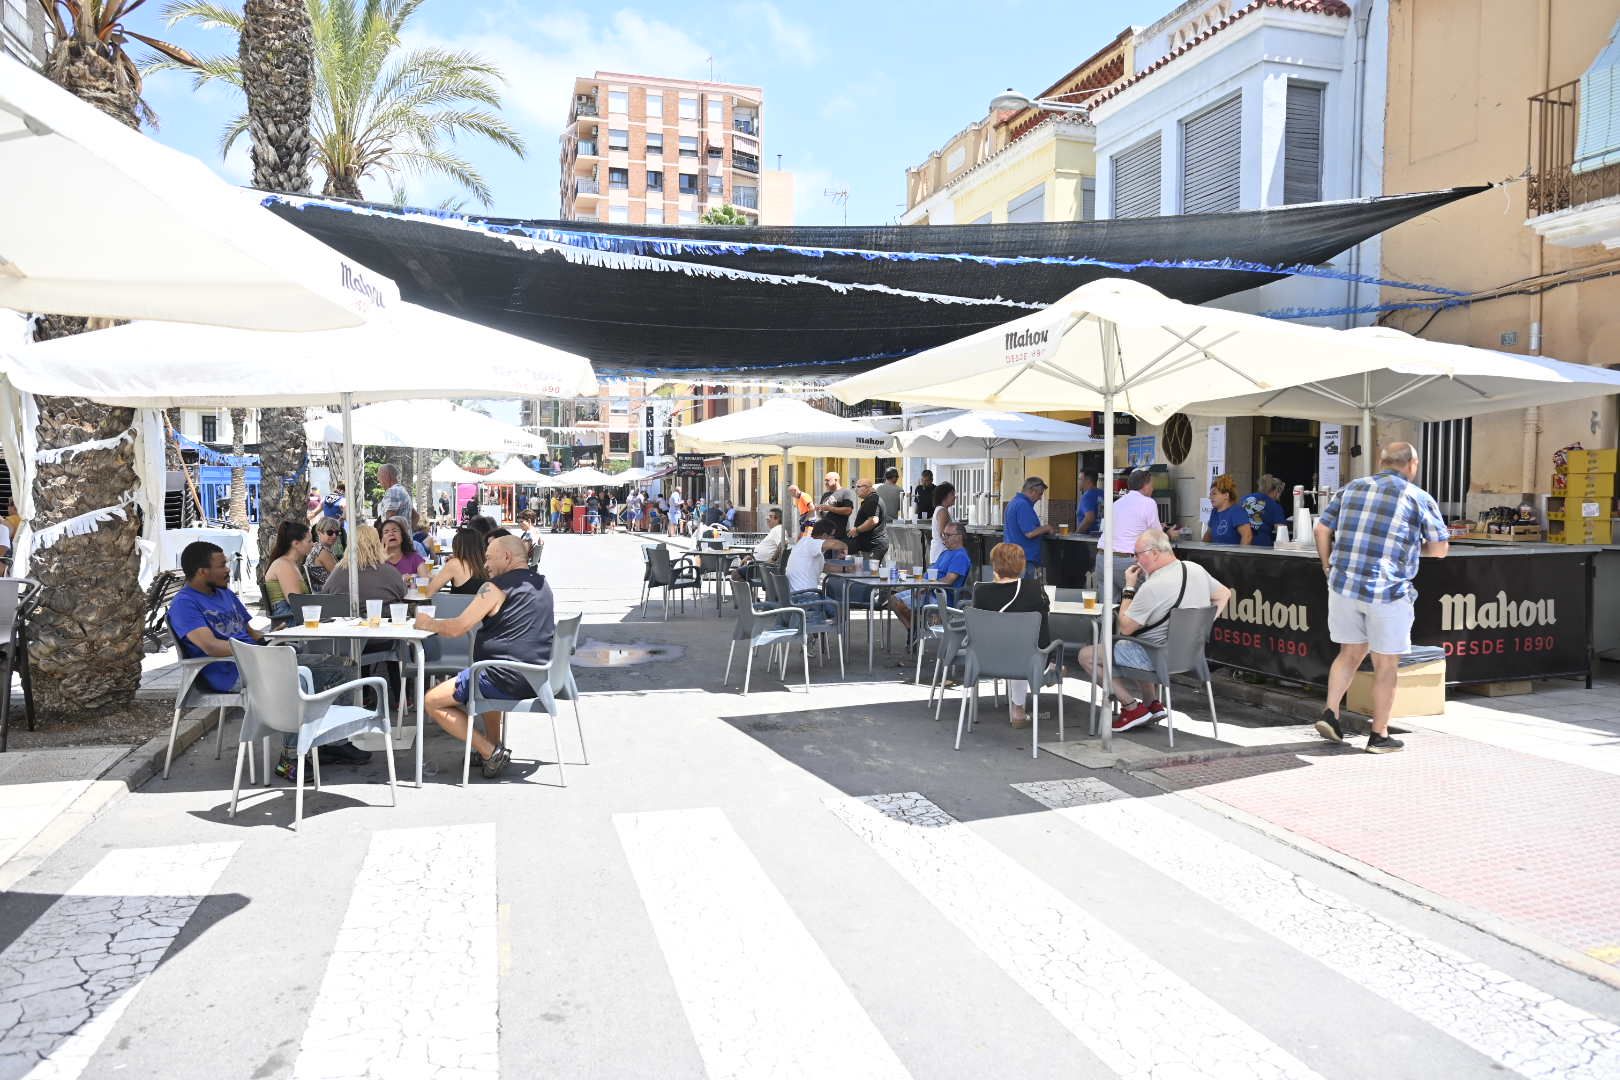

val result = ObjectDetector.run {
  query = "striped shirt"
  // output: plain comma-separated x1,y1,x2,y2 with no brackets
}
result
1318,470,1448,604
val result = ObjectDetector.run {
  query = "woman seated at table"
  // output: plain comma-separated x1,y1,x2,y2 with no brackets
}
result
1203,473,1253,545
305,518,342,591
971,542,1052,729
380,517,428,578
263,520,315,624
321,525,407,604
424,527,490,596
891,520,973,635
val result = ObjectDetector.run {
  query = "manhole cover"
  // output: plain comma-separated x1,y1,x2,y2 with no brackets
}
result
572,640,685,668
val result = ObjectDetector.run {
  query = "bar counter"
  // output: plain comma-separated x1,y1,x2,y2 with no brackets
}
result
887,522,1595,688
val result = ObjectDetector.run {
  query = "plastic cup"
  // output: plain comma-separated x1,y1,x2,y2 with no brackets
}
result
926,567,939,581
912,566,923,580
415,575,430,591
418,605,436,622
1059,523,1070,535
390,603,408,624
365,599,383,628
302,606,321,631
1082,589,1097,611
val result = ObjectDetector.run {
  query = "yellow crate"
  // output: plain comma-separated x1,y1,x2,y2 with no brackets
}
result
1552,472,1618,497
1559,449,1619,474
1549,518,1614,544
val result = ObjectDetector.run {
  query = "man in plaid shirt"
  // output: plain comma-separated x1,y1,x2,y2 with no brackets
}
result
1313,442,1449,753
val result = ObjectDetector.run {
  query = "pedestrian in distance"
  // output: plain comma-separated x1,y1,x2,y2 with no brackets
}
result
1314,442,1450,754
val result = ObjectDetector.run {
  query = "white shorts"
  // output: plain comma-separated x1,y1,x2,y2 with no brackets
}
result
1328,592,1414,655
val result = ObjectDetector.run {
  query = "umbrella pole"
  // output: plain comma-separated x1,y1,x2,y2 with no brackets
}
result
342,391,359,619
1099,326,1117,751
984,448,995,530
782,448,794,537
1361,399,1375,479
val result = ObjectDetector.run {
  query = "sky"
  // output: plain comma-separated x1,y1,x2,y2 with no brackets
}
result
137,0,1169,227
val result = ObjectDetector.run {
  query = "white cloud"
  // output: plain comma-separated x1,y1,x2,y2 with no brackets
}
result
730,2,818,66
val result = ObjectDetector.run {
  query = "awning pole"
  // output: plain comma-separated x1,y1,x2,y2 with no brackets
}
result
1099,326,1117,753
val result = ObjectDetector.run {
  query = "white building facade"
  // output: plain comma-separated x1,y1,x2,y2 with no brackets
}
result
1089,0,1386,326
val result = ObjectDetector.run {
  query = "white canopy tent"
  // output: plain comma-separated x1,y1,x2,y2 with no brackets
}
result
485,457,549,485
896,410,1102,523
306,400,548,456
831,277,1398,751
675,399,892,534
550,466,620,488
430,457,488,485
0,58,398,330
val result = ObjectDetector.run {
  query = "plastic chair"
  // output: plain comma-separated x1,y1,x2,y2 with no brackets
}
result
643,545,701,620
1110,605,1221,748
461,613,585,787
162,613,254,782
227,640,396,832
763,570,844,679
724,578,811,695
422,593,478,683
956,608,1065,759
912,597,962,688
0,578,42,752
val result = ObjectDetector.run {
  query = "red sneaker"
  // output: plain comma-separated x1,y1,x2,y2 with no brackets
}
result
1145,700,1169,722
1113,701,1154,732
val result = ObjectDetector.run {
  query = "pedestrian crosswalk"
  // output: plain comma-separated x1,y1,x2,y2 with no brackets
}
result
1,784,1616,1080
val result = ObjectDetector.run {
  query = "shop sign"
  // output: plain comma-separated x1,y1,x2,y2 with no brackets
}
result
675,452,706,477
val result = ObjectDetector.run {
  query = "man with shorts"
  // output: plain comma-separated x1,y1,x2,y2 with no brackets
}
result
1078,528,1229,732
416,535,556,778
1315,442,1449,753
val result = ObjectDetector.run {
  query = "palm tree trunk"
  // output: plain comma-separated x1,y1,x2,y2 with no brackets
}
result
227,408,249,529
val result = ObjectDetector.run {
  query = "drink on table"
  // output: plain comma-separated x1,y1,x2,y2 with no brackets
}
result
365,599,383,628
302,606,321,631
1081,589,1097,611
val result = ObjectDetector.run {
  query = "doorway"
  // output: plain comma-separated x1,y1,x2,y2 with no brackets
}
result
1257,425,1317,516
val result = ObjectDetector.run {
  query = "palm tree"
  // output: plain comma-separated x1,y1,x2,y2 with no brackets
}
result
161,0,527,206
700,204,749,225
226,408,250,528
29,2,198,718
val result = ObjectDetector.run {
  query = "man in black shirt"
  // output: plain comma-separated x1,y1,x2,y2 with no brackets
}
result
849,477,889,563
815,471,855,540
913,469,936,521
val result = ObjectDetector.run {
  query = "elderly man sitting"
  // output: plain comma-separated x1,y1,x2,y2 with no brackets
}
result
889,521,972,634
1077,528,1229,733
415,535,556,779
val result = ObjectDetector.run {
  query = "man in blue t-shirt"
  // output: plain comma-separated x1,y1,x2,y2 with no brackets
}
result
1076,470,1104,535
169,541,262,693
1003,476,1054,575
890,521,974,635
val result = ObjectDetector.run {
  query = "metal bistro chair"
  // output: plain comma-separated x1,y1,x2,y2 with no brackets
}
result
1109,605,1222,748
227,640,396,832
956,608,1065,759
642,545,702,620
0,579,43,752
461,612,586,787
724,577,812,695
763,569,844,677
162,613,254,782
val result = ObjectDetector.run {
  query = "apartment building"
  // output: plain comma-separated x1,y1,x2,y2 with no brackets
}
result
2,0,46,67
558,72,774,225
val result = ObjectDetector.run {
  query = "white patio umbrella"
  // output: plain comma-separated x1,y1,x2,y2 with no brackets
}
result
830,277,1394,750
0,58,397,329
485,456,550,485
552,466,620,487
897,410,1101,524
431,457,488,485
675,398,891,534
306,400,548,456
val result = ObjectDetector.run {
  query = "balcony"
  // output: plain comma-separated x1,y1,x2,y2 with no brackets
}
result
733,118,757,136
1527,78,1620,249
575,177,600,197
573,95,599,119
733,187,759,210
576,140,598,158
733,151,759,175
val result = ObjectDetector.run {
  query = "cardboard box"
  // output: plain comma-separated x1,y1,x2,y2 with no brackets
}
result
1347,658,1446,718
1552,472,1618,497
1549,518,1614,544
1466,523,1544,542
1559,449,1619,473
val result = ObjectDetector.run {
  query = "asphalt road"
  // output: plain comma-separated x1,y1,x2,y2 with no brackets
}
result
0,532,1616,1080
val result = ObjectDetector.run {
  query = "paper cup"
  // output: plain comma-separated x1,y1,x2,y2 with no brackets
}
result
301,606,321,630
390,603,409,624
365,599,383,627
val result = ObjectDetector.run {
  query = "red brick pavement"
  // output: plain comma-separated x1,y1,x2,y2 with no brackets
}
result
1151,732,1620,969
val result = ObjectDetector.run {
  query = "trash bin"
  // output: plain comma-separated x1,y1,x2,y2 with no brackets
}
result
571,506,589,533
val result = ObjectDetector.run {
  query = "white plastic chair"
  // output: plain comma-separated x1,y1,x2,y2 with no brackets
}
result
461,613,585,787
162,614,253,783
228,640,397,832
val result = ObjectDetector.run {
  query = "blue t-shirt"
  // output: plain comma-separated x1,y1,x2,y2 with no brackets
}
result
1003,492,1045,565
931,546,973,601
169,584,253,692
1241,492,1288,547
1077,488,1104,534
1207,504,1251,545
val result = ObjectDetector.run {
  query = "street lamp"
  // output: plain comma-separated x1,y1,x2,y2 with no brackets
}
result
988,88,1090,116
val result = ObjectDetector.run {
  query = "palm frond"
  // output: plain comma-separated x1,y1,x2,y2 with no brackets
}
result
218,111,250,155
159,0,242,31
389,146,491,206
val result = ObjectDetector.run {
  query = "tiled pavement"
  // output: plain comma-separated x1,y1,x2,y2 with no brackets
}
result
1150,731,1620,971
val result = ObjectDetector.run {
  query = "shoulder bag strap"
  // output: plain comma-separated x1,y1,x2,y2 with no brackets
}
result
1129,563,1188,636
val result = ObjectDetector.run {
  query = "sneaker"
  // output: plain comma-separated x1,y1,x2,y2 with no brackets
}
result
1315,709,1344,744
318,742,372,766
1366,733,1405,754
274,752,303,782
481,745,512,779
1113,700,1154,733
1145,699,1169,722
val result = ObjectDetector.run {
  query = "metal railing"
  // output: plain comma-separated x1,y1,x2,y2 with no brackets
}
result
733,152,759,174
1527,78,1620,216
576,177,600,196
574,98,599,118
576,140,598,157
733,118,757,135
733,188,759,209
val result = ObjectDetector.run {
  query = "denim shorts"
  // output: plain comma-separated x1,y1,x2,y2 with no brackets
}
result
1114,638,1155,672
453,668,507,705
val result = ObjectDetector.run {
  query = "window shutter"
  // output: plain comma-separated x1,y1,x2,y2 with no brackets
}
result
1006,183,1045,223
1111,135,1161,218
1181,95,1242,213
1284,83,1324,204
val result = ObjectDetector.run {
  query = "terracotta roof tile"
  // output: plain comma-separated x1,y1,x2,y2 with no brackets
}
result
1087,0,1352,113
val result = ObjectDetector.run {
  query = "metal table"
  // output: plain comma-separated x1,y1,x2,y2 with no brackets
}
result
694,547,753,615
1047,600,1114,749
268,619,436,787
829,575,937,673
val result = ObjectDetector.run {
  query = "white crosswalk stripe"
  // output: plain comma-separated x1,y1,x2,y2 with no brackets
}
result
1015,777,1620,1080
826,792,1324,1080
0,842,239,1080
292,824,498,1080
615,807,911,1080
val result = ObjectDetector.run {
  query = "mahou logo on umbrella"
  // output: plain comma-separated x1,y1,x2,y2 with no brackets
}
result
1003,325,1057,366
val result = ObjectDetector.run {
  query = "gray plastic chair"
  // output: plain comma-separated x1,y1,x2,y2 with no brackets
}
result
227,639,396,832
957,608,1066,759
0,578,42,752
763,569,844,677
643,545,701,619
911,596,962,687
162,613,254,782
1110,605,1221,748
422,593,478,682
724,578,810,695
462,612,586,788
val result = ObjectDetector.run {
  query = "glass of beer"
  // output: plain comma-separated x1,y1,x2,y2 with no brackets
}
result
414,575,430,593
1059,523,1070,535
302,606,321,631
365,599,383,628
1081,589,1097,611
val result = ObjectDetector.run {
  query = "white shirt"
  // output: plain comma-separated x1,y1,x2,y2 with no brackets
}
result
754,524,785,564
786,536,827,594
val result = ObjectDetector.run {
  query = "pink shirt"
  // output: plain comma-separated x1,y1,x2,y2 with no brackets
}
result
1109,490,1162,554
